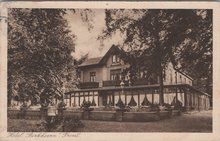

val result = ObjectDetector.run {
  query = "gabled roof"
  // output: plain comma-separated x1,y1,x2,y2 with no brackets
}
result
176,70,193,80
78,57,103,67
78,45,124,68
78,45,194,80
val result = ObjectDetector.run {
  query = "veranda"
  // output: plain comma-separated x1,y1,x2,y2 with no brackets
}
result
64,84,210,111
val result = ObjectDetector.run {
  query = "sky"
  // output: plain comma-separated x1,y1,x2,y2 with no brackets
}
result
65,9,125,59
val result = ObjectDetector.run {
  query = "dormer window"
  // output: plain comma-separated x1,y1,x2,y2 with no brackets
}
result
112,55,120,63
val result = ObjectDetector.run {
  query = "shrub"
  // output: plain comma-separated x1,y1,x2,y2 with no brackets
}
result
116,98,125,110
19,103,29,118
41,101,49,108
62,117,84,132
149,104,160,111
163,103,172,111
58,101,66,108
81,101,93,111
40,116,84,132
173,100,183,110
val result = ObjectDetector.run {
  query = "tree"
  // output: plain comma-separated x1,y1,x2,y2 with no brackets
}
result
177,10,212,96
102,9,212,105
8,9,76,106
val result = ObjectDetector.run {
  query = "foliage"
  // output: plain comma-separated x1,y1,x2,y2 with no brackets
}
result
177,10,212,96
41,101,49,108
81,101,93,111
8,9,76,106
41,116,84,132
20,102,28,108
149,103,160,111
163,103,172,111
171,98,183,110
116,97,126,110
62,117,84,132
101,9,212,104
58,101,67,108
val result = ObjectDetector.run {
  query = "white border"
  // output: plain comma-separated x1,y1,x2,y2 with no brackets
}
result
1,1,220,141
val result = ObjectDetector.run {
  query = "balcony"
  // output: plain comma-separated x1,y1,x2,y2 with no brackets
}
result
79,82,99,89
132,78,150,86
102,78,156,87
103,80,129,87
78,78,157,89
103,80,121,87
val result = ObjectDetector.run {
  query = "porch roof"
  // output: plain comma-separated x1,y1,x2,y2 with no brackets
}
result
65,84,210,97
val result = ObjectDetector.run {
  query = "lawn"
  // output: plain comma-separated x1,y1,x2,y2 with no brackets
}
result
8,110,212,132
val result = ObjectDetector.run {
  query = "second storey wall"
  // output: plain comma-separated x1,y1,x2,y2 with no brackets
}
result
81,66,104,86
80,63,193,86
163,64,193,85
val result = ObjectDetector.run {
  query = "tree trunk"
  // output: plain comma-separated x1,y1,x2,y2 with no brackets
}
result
154,26,164,106
158,62,164,106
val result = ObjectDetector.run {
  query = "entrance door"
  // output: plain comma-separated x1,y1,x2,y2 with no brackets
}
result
99,91,113,106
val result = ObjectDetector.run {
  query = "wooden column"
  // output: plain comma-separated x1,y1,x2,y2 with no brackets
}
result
152,89,154,104
193,93,196,109
98,91,100,106
74,93,76,107
125,90,127,105
78,92,80,106
113,92,115,106
88,92,90,101
198,95,200,111
176,87,179,102
69,93,72,107
138,91,140,106
175,71,178,102
183,88,188,108
189,90,192,109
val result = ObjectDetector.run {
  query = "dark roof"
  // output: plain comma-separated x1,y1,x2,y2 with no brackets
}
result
65,84,210,97
78,45,124,68
174,69,193,80
78,57,103,67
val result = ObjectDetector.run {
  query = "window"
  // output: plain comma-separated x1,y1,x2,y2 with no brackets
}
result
112,55,116,63
180,75,182,83
140,71,144,78
189,80,192,85
90,72,96,82
116,55,120,62
163,69,166,81
110,69,121,80
170,69,173,83
112,55,120,63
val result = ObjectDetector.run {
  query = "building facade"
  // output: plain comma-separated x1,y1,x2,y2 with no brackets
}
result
64,45,210,111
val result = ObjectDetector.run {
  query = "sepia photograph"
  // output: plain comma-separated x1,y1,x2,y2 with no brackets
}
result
6,8,213,133
1,2,220,141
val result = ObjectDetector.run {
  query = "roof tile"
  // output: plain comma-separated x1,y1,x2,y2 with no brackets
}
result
78,57,103,67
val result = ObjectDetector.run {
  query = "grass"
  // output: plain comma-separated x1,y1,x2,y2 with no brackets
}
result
8,110,212,132
8,119,44,132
